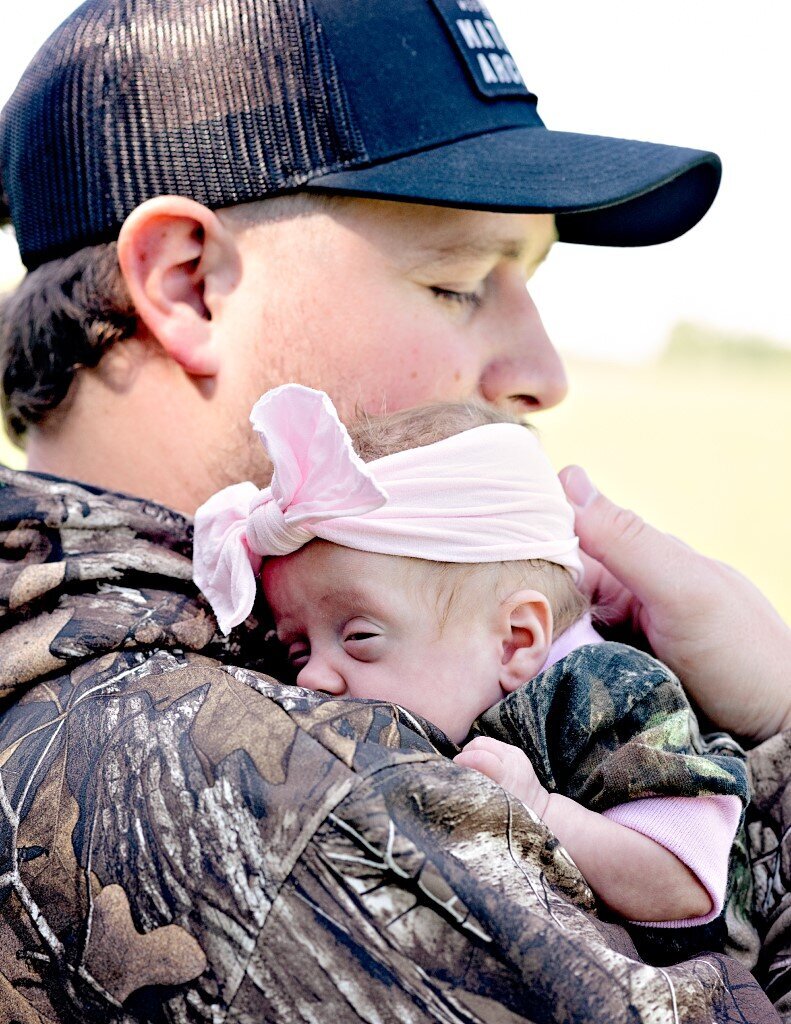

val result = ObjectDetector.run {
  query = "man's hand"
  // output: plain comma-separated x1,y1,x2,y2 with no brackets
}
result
560,465,791,741
454,736,550,817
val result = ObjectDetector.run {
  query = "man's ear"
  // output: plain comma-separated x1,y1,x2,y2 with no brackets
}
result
117,196,240,377
498,589,553,693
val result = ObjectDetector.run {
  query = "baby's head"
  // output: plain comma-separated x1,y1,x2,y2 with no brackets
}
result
260,401,587,743
194,385,586,743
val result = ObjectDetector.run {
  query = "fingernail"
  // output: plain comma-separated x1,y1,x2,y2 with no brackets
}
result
563,466,597,509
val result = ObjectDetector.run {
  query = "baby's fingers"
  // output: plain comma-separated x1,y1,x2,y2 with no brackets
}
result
453,748,506,787
456,737,546,810
458,735,515,758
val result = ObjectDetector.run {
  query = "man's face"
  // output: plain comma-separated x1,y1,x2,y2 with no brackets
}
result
263,541,508,744
213,198,566,481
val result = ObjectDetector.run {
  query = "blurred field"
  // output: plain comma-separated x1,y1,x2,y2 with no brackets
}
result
538,355,791,624
0,432,23,471
1,349,789,624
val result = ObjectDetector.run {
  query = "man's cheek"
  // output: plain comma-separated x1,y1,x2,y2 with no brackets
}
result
400,345,477,406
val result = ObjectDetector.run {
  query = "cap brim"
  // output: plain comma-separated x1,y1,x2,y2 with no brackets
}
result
304,126,721,247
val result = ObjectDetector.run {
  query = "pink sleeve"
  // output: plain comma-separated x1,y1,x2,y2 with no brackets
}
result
602,794,742,928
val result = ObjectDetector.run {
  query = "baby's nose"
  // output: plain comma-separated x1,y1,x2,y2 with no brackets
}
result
296,660,346,696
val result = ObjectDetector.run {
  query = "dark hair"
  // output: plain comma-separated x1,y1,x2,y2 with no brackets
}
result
0,241,135,442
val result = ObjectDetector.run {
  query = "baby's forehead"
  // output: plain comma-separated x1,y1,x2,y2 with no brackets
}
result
263,542,501,624
264,541,415,605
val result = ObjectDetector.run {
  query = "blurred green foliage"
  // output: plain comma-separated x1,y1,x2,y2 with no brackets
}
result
663,321,791,369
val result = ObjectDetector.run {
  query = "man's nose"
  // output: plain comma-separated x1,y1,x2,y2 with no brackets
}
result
296,657,346,696
478,280,568,415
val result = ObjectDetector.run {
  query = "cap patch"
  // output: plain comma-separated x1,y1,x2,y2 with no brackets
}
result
429,0,533,100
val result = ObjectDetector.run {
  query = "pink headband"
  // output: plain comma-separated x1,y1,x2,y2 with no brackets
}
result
193,384,582,634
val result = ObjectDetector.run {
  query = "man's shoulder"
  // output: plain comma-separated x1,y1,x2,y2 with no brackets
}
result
2,643,446,813
0,464,254,685
0,642,453,1020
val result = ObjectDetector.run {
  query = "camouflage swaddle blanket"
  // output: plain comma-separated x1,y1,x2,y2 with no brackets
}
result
473,640,752,962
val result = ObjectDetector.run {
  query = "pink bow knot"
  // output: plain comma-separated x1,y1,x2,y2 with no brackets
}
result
193,384,387,635
246,493,315,557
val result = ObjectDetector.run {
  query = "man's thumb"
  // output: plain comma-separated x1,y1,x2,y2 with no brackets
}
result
559,465,686,604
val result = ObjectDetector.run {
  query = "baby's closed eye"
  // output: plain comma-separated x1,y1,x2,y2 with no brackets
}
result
343,623,384,660
287,641,310,668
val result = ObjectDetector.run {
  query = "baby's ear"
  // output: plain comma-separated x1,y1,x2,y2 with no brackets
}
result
498,590,553,693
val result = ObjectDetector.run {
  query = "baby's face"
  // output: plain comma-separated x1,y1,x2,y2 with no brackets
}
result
262,541,510,744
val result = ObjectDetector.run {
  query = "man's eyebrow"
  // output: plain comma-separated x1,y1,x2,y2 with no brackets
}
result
413,236,553,266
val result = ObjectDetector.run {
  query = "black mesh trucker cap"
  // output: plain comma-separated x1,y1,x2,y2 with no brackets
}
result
0,0,722,270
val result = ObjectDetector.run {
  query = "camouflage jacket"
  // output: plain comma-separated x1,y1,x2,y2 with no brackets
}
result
0,466,787,1023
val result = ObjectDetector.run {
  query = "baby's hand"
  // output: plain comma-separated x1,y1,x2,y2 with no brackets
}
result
454,737,549,818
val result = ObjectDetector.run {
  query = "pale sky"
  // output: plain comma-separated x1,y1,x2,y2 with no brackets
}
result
1,1,788,362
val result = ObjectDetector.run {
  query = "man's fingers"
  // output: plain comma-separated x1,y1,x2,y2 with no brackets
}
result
560,465,694,609
574,551,634,619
